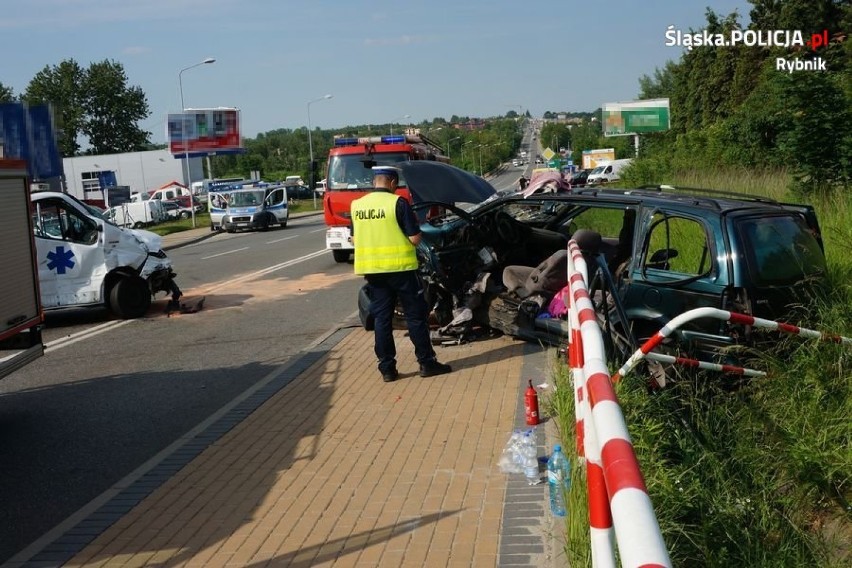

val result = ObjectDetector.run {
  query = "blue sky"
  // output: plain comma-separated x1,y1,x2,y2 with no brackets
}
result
3,0,753,144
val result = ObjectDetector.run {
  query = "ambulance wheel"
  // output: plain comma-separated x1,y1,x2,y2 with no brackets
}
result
110,276,151,319
332,250,350,263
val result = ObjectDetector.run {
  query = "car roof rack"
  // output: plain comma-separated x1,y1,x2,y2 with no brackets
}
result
633,184,780,205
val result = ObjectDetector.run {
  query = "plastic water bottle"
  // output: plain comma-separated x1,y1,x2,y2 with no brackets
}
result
547,445,571,517
499,429,524,474
522,431,540,485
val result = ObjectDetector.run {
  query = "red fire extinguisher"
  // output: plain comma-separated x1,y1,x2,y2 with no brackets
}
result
525,379,540,426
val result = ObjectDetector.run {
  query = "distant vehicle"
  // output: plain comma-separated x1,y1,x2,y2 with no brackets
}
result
170,195,205,214
209,186,289,232
569,169,592,187
586,159,632,185
161,200,186,220
105,199,167,228
512,159,521,167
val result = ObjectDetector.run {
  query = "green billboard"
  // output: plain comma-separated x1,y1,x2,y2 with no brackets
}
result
602,99,670,137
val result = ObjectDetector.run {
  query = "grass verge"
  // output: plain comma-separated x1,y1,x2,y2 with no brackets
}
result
546,167,851,566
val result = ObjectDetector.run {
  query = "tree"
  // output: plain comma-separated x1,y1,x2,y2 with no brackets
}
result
0,82,15,102
638,61,678,100
81,60,151,154
23,59,86,157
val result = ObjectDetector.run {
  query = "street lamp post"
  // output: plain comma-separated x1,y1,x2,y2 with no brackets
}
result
390,114,410,135
447,136,461,161
462,140,475,171
179,57,215,228
307,94,333,210
479,144,492,177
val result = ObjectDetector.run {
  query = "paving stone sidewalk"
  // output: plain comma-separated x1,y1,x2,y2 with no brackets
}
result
8,324,567,567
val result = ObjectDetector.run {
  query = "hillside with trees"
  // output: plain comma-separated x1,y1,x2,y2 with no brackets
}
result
632,0,850,195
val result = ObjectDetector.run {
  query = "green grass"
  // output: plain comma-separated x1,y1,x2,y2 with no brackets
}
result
547,167,852,566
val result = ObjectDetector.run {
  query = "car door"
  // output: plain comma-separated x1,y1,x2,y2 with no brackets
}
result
265,188,289,224
32,197,106,308
618,209,728,343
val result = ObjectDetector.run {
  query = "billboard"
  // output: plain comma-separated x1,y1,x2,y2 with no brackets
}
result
0,102,64,179
582,148,615,170
602,99,670,137
167,108,244,156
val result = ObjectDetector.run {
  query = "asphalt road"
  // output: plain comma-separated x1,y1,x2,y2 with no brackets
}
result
0,213,364,564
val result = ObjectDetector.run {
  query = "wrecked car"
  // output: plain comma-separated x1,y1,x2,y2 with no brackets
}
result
31,191,182,318
363,162,828,370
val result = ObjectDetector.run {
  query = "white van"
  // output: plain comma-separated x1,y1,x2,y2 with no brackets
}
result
586,158,632,185
106,199,166,228
31,191,182,318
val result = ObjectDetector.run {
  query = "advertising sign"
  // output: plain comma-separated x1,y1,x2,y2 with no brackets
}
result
581,148,615,170
167,108,244,156
0,102,64,179
602,99,670,137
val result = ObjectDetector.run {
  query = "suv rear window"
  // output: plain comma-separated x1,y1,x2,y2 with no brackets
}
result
739,215,826,285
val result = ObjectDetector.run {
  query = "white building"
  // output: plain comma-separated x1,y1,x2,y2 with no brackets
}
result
62,149,204,203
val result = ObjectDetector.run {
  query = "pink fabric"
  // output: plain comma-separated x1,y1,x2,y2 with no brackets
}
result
521,171,571,197
548,285,570,318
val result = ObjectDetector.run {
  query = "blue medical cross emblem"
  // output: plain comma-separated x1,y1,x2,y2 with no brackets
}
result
46,246,76,274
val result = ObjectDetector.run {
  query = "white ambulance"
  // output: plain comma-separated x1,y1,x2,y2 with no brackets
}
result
31,191,182,318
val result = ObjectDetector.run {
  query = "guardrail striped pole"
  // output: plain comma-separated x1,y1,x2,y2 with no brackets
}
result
569,274,616,567
612,307,852,382
567,243,670,567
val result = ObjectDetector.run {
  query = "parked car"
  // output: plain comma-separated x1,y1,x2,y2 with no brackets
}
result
380,162,828,380
172,195,205,213
161,200,184,220
569,168,592,187
284,182,314,200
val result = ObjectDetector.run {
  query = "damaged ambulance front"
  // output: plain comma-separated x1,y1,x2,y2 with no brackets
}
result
31,191,182,319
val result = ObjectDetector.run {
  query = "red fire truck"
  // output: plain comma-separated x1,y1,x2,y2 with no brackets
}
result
323,134,448,263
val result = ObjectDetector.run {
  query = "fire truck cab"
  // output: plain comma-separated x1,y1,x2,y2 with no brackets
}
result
323,134,447,263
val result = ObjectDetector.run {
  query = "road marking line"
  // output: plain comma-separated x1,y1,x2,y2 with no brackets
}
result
194,249,329,294
201,247,249,260
266,235,300,244
45,320,132,353
309,227,325,233
41,249,330,354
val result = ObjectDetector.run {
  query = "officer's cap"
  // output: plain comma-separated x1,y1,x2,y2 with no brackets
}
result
372,165,400,179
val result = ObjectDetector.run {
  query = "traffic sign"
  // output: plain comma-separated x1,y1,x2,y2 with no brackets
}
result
542,147,555,161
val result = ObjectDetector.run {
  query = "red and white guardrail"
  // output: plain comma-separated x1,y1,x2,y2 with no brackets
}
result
612,307,852,383
566,240,671,568
563,239,851,566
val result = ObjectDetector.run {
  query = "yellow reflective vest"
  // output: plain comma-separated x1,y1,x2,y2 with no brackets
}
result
351,192,418,275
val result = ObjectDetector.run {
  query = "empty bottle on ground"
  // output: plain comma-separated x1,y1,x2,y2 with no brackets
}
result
522,430,540,485
547,445,571,517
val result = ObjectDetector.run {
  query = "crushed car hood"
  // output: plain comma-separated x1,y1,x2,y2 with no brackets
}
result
397,161,496,205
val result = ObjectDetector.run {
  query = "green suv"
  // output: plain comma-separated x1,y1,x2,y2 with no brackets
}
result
401,164,827,368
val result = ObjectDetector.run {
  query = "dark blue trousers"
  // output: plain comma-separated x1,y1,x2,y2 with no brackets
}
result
365,271,436,374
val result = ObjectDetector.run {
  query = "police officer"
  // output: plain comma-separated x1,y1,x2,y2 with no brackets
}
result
351,166,452,382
